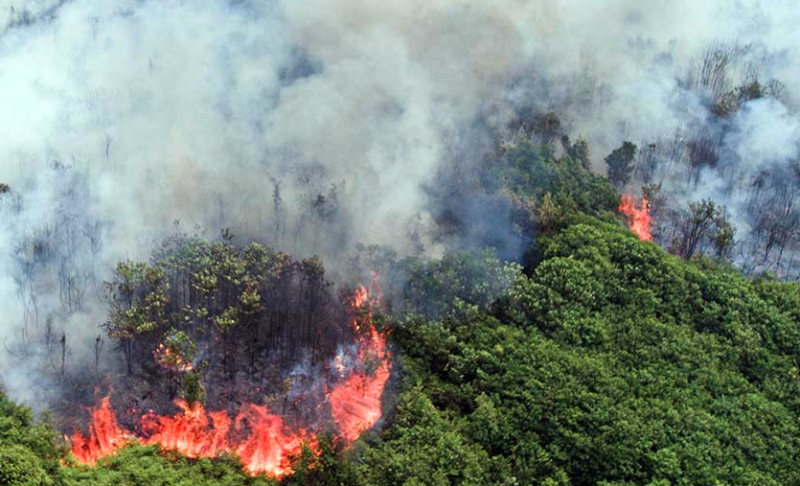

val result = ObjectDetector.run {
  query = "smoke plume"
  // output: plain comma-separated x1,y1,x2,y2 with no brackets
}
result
1,0,799,406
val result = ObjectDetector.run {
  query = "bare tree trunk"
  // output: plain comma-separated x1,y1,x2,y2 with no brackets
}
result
60,332,66,378
95,335,103,376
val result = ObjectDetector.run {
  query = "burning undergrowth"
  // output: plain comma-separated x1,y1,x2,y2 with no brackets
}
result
60,237,392,478
619,193,653,242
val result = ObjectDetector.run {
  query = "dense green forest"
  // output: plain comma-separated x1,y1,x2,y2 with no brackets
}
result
4,2,800,485
2,144,800,485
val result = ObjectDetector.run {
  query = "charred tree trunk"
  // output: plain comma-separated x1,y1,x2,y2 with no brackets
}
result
124,338,133,375
60,332,66,378
94,335,103,376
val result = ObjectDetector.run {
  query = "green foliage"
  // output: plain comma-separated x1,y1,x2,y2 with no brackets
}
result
6,143,800,486
562,135,592,171
0,444,53,486
491,141,618,221
712,78,785,117
102,237,340,381
159,330,198,369
493,142,558,200
385,217,800,485
547,153,619,220
0,391,61,484
358,390,495,486
60,444,276,486
480,141,617,268
105,261,166,339
280,437,359,486
181,371,206,406
605,141,637,189
537,192,563,235
399,250,522,319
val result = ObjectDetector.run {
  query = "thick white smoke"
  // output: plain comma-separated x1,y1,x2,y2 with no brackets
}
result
1,0,799,406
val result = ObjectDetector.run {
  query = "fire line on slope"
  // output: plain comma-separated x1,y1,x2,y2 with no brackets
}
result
67,285,391,478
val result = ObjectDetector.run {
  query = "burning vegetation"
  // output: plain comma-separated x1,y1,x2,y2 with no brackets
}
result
3,9,800,485
328,287,391,443
3,131,800,486
63,238,391,478
618,194,653,242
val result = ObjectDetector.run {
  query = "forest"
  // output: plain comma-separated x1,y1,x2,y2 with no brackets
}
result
3,139,800,486
3,1,800,485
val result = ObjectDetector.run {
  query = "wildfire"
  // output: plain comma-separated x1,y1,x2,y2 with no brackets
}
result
68,284,392,478
235,405,311,477
68,395,131,465
619,193,653,241
329,365,390,443
153,344,194,372
141,400,233,459
328,284,392,443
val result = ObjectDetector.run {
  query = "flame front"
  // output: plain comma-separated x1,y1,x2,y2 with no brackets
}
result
141,400,233,460
235,405,311,477
619,194,653,241
68,283,391,478
68,396,130,465
328,285,392,442
68,398,307,477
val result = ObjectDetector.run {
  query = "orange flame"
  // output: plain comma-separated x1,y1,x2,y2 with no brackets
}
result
71,398,310,478
328,285,392,443
154,343,194,372
235,404,311,477
141,400,232,459
69,283,392,477
619,194,653,241
68,396,131,465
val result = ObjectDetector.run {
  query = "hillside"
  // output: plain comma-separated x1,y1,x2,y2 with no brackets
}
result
2,148,800,486
2,3,800,483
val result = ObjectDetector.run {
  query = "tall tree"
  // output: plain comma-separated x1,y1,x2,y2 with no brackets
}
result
605,141,637,189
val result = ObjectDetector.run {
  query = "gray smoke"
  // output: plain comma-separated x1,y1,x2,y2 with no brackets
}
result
1,0,799,407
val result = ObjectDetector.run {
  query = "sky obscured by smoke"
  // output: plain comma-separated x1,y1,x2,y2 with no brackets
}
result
1,0,799,406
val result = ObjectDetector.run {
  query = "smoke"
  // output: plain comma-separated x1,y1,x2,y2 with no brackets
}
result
726,99,800,167
1,0,800,406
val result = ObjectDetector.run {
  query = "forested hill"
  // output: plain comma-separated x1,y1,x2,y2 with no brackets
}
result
3,148,800,486
383,216,800,485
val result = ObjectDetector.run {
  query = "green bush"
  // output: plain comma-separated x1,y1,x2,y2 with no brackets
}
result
0,444,53,486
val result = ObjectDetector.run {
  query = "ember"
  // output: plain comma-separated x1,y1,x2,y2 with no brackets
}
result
153,343,194,372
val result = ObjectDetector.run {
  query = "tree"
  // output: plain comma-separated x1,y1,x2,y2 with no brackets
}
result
0,445,52,486
561,135,591,171
0,391,60,485
102,261,165,374
605,142,637,189
359,390,494,486
537,192,563,235
668,199,735,260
